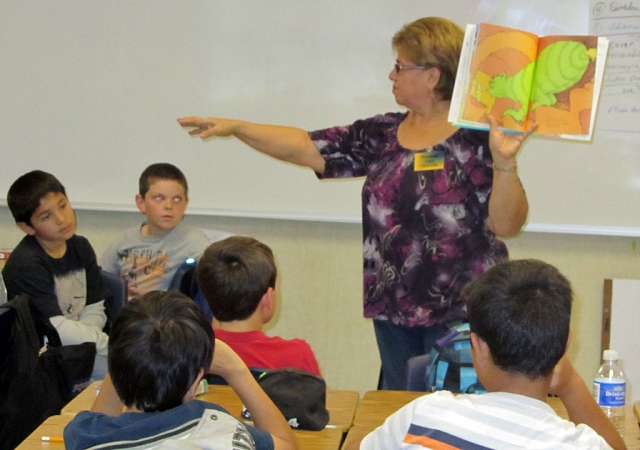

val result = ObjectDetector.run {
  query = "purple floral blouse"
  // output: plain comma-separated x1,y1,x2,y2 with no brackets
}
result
310,112,508,327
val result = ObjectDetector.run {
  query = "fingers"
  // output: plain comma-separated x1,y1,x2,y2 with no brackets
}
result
487,114,537,141
522,121,539,140
178,116,214,139
177,116,204,127
199,126,217,139
177,115,240,140
178,116,210,132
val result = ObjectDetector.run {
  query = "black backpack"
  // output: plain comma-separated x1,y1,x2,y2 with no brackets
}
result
425,323,486,394
0,295,95,449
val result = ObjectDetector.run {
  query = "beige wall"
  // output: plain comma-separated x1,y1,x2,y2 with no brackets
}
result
1,205,638,394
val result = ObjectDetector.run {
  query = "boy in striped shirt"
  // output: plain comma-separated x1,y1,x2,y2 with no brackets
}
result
354,260,625,450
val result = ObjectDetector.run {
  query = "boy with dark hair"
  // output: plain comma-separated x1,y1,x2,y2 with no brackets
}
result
351,259,625,450
64,290,298,450
100,162,210,299
2,170,108,379
197,236,321,376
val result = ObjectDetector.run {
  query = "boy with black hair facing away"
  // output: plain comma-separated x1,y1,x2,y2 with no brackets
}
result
197,236,321,376
349,259,626,450
2,170,108,379
64,290,298,450
100,162,210,299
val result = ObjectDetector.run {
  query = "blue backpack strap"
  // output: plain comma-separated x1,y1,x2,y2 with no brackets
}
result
425,326,461,392
425,322,487,393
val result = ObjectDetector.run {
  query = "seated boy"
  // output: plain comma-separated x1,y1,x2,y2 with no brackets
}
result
64,290,297,450
100,163,210,299
197,236,321,376
350,259,625,450
1,170,108,379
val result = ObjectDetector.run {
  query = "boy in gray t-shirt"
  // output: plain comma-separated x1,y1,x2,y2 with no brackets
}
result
100,163,210,299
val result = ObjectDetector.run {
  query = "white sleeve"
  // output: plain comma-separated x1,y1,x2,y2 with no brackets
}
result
78,300,107,330
49,313,109,356
359,398,419,450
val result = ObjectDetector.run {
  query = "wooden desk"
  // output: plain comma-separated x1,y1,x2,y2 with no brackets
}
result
620,406,639,450
200,385,359,432
61,381,102,415
351,390,423,428
15,415,72,450
295,428,344,450
62,382,359,432
342,390,423,449
56,381,353,450
324,389,360,431
343,390,640,450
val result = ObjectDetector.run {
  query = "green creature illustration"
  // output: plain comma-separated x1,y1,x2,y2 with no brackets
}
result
474,40,596,123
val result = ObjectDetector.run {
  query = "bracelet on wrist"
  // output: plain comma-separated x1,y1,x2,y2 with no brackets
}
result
492,162,517,173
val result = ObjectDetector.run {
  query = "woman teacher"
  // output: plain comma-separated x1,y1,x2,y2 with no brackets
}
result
178,17,536,390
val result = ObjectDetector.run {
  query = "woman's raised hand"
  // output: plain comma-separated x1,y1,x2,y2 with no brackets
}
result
487,115,538,164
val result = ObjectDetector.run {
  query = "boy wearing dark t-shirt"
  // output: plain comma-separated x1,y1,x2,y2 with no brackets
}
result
2,170,108,379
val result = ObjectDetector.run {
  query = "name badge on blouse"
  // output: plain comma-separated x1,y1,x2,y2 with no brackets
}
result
414,150,444,171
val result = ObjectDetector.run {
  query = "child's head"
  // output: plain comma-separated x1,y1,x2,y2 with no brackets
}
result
7,170,67,225
197,236,277,322
138,163,188,198
7,170,76,244
463,259,572,379
135,163,189,236
108,290,214,412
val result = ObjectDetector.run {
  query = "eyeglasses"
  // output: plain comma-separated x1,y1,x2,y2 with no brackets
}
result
394,63,428,74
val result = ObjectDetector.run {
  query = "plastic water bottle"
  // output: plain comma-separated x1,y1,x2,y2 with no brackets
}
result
593,349,626,437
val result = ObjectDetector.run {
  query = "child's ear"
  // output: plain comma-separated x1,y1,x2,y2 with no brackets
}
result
260,287,276,322
564,330,572,355
17,221,36,236
183,368,205,403
135,194,146,214
470,332,491,364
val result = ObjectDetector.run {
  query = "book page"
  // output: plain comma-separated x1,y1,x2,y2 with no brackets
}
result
448,24,479,129
460,23,539,133
531,35,600,136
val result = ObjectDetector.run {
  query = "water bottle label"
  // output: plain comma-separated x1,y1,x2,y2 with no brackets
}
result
593,380,626,407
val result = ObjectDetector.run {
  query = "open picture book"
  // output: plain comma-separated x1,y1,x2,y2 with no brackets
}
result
448,23,609,141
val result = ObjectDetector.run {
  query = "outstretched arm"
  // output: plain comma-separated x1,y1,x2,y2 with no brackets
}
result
177,116,326,173
486,116,537,237
550,355,626,450
209,339,298,450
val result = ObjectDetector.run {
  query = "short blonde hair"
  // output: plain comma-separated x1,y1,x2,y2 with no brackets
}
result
392,17,464,100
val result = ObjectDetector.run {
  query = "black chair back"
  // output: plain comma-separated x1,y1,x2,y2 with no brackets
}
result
101,270,127,332
169,261,198,298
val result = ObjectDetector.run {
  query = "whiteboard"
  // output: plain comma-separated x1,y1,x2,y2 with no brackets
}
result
1,0,639,236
